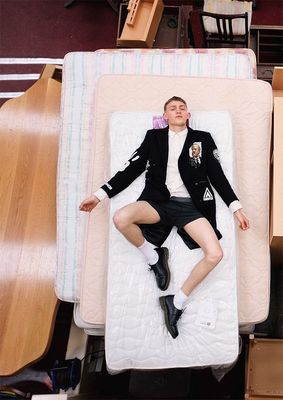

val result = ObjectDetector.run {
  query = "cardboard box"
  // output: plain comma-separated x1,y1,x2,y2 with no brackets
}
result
245,335,283,399
117,0,164,48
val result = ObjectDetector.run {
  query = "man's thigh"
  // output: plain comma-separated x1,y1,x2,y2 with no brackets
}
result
183,217,221,253
117,200,161,225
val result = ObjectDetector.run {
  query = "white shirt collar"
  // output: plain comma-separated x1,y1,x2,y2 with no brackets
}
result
168,127,188,137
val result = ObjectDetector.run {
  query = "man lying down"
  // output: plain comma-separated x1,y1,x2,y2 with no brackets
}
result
80,96,249,339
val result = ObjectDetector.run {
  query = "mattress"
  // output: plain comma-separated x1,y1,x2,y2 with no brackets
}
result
57,48,257,304
105,111,238,371
73,304,105,336
80,74,272,327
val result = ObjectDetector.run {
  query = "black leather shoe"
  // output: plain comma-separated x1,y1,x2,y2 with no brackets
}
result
159,295,182,339
149,247,170,291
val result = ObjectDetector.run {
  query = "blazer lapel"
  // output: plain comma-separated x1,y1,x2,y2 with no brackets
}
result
157,127,169,167
180,127,196,158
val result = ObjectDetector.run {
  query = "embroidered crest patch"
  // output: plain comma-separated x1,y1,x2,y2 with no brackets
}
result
189,142,202,158
189,142,202,167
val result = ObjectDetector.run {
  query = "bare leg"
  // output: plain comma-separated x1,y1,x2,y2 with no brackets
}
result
113,201,160,247
114,201,170,290
159,217,223,338
181,218,223,297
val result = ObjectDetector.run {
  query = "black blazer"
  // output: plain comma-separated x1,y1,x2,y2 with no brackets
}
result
102,127,238,249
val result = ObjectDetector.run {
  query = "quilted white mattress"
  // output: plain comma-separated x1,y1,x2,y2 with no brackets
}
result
105,111,238,371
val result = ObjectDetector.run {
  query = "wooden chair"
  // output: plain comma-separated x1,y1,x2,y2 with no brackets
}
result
200,10,249,48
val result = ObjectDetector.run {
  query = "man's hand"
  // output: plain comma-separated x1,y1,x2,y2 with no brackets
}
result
234,209,250,231
79,195,100,212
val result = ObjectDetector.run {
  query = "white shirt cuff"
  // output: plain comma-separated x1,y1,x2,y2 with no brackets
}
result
229,200,242,213
94,188,108,201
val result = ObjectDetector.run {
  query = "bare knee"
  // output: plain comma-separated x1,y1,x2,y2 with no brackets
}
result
205,248,223,269
113,209,131,231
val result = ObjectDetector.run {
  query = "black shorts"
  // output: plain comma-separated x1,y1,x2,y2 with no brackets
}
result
145,197,203,229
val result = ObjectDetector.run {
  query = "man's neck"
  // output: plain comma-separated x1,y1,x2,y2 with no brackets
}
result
168,124,187,133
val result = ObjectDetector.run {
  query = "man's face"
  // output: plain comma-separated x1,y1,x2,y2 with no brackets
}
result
164,101,190,128
192,144,200,158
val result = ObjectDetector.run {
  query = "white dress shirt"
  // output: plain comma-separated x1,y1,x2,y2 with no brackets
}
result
165,128,190,198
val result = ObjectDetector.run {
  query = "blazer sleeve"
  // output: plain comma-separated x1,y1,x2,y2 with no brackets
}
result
101,130,151,198
205,133,239,207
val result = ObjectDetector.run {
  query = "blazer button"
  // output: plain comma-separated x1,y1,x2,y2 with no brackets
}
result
195,182,198,186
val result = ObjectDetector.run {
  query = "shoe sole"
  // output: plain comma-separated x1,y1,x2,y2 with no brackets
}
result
161,247,170,291
159,296,177,339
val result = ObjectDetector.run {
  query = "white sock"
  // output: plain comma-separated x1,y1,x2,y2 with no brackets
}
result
173,289,188,310
138,240,158,265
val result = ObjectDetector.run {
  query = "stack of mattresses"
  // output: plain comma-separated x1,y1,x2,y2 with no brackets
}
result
57,49,272,370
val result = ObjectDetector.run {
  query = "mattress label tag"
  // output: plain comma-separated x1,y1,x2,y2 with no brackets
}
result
195,299,217,329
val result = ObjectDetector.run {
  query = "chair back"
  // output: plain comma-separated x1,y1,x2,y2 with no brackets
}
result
200,10,249,47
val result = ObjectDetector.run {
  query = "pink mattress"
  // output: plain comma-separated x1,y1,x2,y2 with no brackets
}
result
80,74,272,326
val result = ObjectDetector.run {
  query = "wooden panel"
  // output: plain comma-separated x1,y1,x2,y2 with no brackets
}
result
272,66,283,92
0,78,61,375
270,96,283,267
246,336,283,398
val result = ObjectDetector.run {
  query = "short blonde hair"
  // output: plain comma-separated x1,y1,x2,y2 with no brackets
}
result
164,96,187,111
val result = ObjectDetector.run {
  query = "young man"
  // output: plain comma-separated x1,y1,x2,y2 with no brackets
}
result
80,96,249,339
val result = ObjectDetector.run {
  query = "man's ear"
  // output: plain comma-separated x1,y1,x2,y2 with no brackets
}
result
187,112,191,121
163,112,168,121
